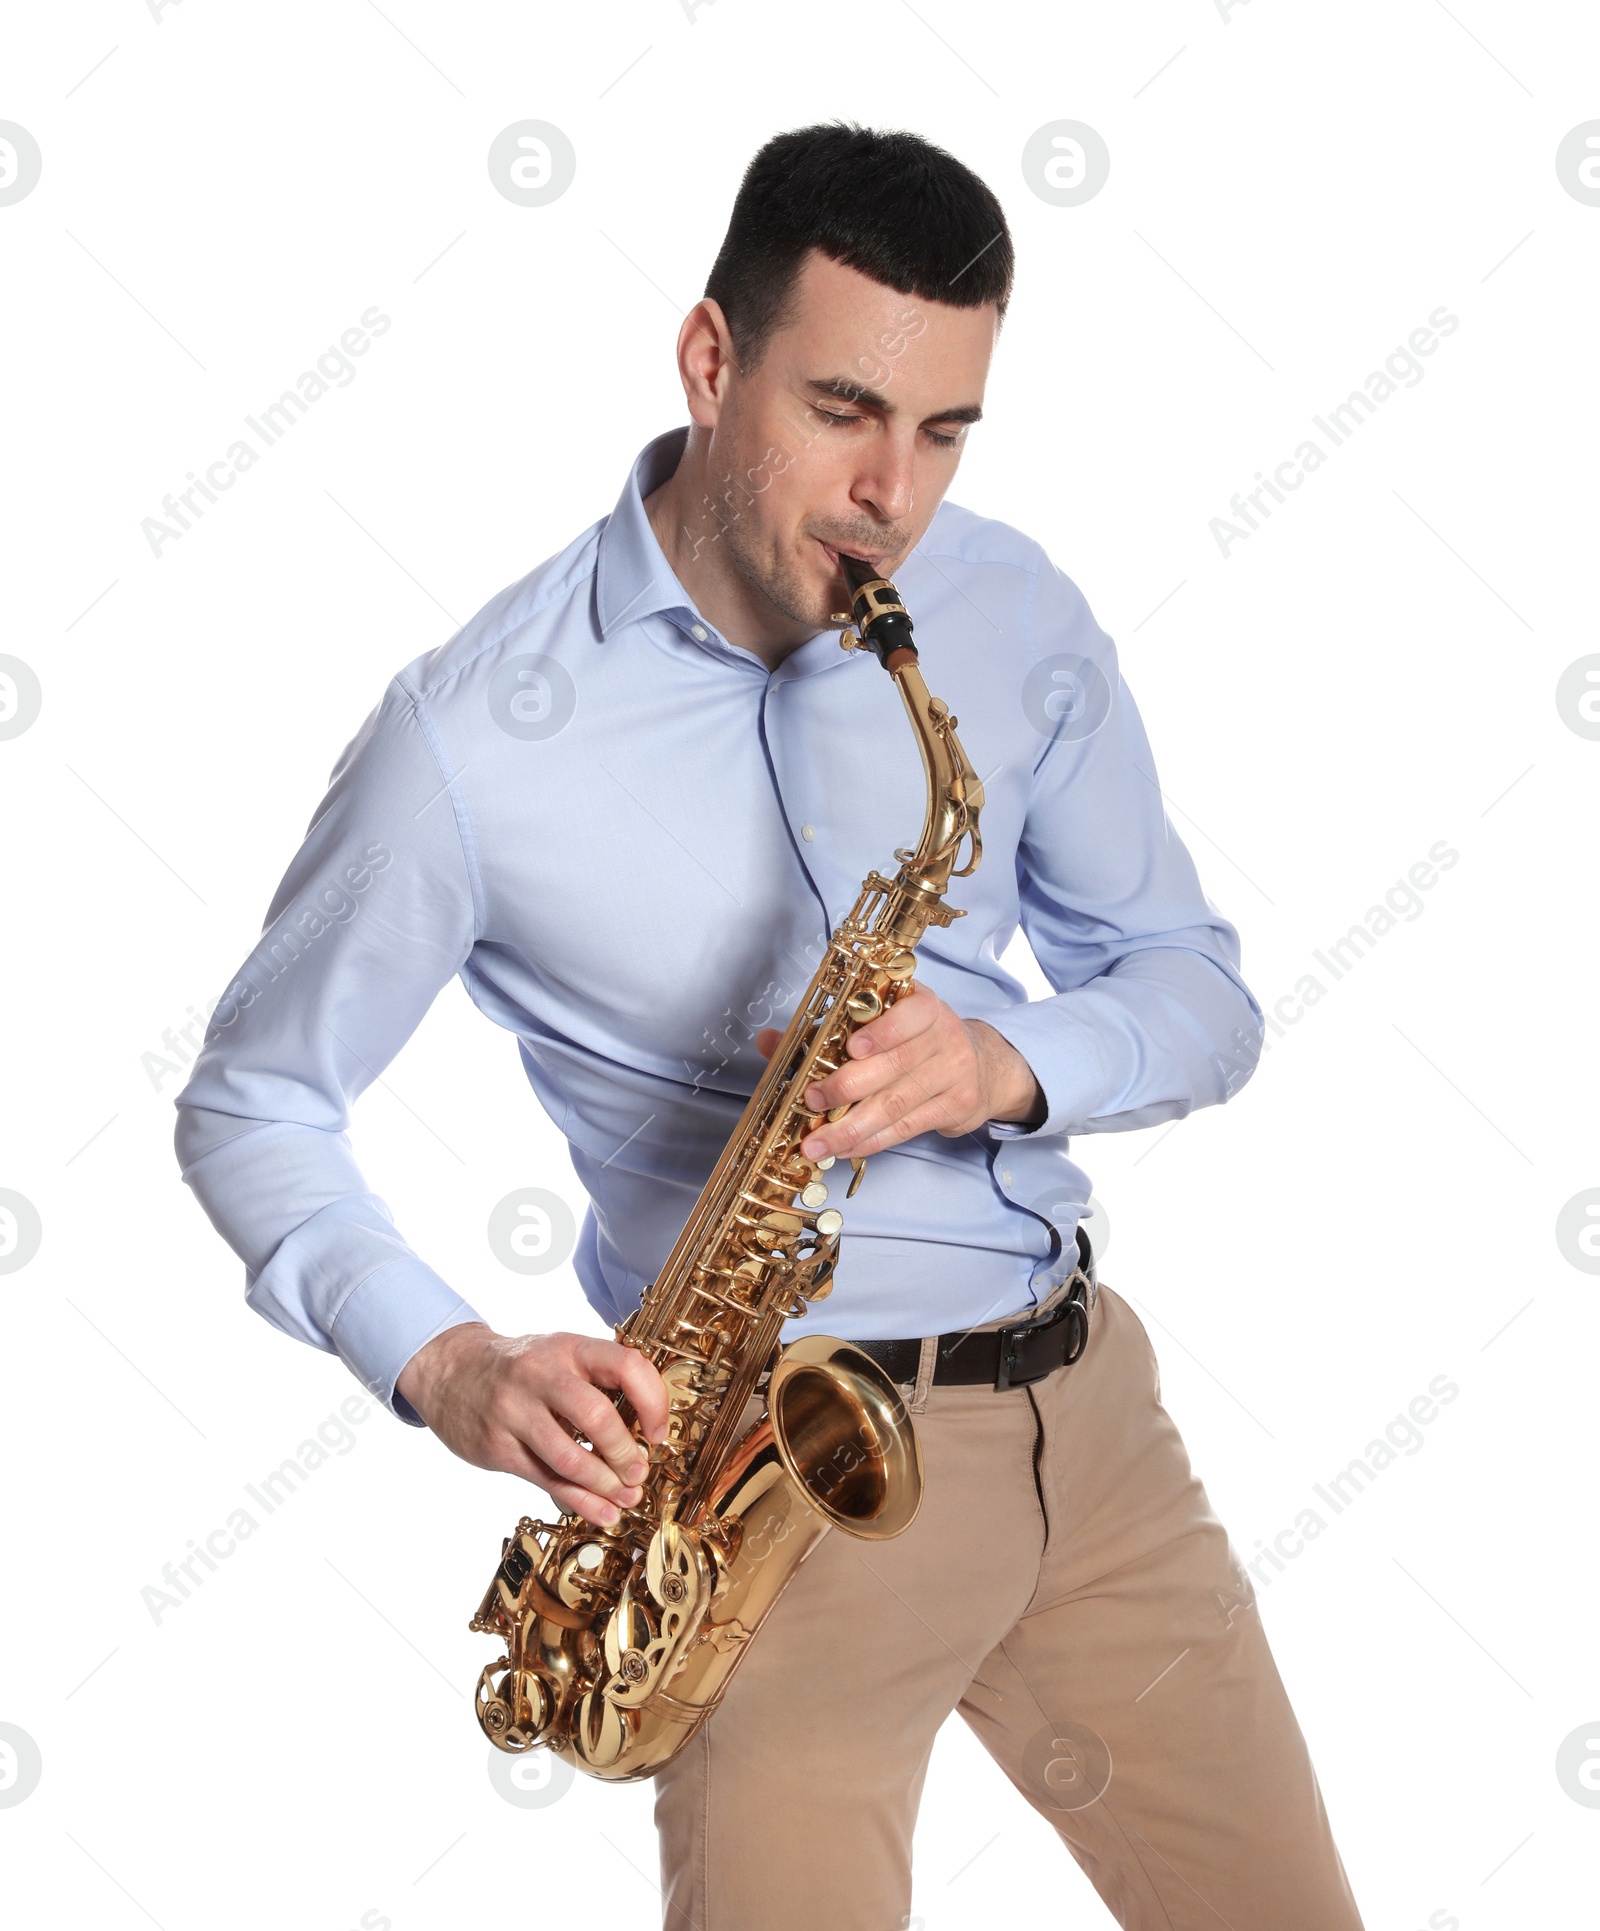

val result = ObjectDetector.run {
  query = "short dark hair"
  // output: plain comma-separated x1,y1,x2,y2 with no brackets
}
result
704,122,1013,373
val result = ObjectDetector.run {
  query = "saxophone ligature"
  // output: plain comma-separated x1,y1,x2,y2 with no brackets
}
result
469,553,985,1781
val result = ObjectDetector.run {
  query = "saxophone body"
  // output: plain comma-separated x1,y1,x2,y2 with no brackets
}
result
470,556,984,1781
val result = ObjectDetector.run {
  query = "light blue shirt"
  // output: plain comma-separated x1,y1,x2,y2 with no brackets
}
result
175,426,1262,1425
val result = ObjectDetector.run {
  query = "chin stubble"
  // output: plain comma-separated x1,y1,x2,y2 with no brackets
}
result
722,517,829,630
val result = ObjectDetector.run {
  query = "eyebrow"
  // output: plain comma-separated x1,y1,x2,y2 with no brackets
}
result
803,376,984,427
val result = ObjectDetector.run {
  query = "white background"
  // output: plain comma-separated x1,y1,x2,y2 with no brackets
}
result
2,2,1596,1927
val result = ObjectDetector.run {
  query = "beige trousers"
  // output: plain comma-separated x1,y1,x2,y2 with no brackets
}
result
654,1283,1366,1930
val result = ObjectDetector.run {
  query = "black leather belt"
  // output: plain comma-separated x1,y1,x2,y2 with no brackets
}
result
852,1225,1096,1393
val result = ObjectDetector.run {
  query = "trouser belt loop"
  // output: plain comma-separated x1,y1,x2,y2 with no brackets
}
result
909,1335,937,1415
1075,1221,1099,1312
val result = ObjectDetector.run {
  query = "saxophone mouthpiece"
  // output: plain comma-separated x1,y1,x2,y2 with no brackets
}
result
840,554,917,671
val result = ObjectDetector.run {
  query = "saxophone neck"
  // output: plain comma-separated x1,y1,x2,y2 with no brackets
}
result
837,556,984,937
889,656,984,901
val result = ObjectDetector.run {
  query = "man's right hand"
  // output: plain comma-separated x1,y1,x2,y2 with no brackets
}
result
396,1324,671,1529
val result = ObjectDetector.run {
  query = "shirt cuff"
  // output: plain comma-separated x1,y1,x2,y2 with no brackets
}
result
328,1256,485,1425
977,1000,1106,1140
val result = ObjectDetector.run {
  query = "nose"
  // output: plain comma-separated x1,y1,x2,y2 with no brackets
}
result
851,428,917,529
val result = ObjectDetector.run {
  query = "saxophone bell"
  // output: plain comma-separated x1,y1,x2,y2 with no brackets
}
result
766,1334,922,1539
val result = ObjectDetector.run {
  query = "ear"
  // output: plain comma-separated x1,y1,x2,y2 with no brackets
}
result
676,298,738,429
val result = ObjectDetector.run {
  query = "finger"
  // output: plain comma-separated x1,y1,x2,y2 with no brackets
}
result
802,1038,947,1155
802,1064,938,1160
580,1338,672,1446
834,1093,954,1158
804,1018,942,1115
813,1080,951,1160
813,988,937,1097
492,1436,630,1530
754,1026,782,1061
847,983,939,1060
550,1484,632,1530
550,1375,650,1486
522,1412,645,1509
544,1470,634,1529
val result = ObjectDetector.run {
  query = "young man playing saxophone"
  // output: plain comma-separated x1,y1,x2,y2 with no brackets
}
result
177,122,1366,1930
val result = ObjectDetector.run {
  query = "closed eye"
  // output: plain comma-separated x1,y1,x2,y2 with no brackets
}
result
813,408,964,449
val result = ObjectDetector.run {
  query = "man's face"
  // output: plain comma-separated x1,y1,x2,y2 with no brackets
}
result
696,250,998,632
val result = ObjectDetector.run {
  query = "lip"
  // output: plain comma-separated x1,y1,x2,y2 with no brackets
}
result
817,539,887,573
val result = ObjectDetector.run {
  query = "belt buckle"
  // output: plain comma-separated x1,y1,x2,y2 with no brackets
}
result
993,1276,1090,1392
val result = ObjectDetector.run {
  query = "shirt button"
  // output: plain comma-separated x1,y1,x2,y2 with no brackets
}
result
1000,1168,1014,1185
800,823,816,842
690,624,708,642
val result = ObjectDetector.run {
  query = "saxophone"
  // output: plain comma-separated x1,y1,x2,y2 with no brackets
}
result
469,554,984,1781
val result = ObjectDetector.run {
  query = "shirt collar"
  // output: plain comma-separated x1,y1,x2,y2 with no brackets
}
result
595,425,700,641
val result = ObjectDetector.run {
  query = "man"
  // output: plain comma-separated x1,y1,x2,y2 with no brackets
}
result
176,123,1364,1929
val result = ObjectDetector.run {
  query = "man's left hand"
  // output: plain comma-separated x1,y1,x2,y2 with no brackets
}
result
754,984,1046,1162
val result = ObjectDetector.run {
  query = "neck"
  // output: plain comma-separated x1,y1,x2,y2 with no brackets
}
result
642,426,821,672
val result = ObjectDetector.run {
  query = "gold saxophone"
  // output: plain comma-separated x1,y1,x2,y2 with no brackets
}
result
469,554,984,1781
